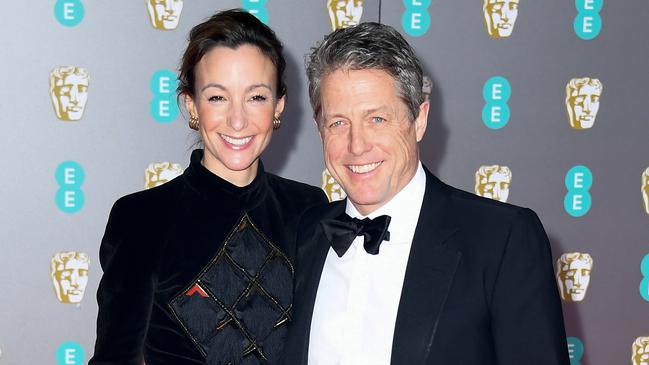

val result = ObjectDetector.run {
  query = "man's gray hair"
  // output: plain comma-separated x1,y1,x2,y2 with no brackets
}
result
306,22,425,123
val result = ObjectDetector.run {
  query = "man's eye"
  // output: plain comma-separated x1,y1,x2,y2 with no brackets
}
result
208,95,225,102
510,4,518,10
372,116,386,124
250,94,267,102
329,120,344,128
591,96,600,103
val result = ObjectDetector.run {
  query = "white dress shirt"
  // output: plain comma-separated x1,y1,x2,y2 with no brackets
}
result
308,162,427,365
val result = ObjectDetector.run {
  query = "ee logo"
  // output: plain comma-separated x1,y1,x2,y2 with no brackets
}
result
402,0,431,37
574,0,602,40
564,165,592,217
54,0,85,27
242,0,269,24
567,337,584,365
55,161,85,214
641,254,649,302
56,341,85,365
150,69,179,123
482,76,511,129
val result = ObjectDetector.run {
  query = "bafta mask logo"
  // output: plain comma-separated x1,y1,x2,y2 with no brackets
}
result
327,0,364,30
556,252,593,303
322,168,346,202
483,0,519,38
422,76,433,102
146,0,184,30
50,66,89,121
642,167,649,215
633,337,649,365
145,162,183,189
475,165,512,203
566,77,602,130
51,252,89,304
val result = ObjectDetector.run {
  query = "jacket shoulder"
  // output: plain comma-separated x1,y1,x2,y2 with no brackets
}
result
266,173,328,207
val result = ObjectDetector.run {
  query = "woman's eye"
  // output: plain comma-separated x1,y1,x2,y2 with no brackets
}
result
250,94,268,102
372,116,386,124
208,95,225,102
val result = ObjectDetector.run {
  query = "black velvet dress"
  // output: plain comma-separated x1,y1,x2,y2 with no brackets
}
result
89,150,326,365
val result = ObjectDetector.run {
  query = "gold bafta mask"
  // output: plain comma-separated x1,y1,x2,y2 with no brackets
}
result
475,165,512,203
145,162,183,189
49,66,89,121
556,252,593,303
483,0,519,38
566,77,602,129
422,76,433,102
146,0,184,30
322,168,346,202
633,337,649,365
642,167,649,215
51,252,90,304
327,0,364,30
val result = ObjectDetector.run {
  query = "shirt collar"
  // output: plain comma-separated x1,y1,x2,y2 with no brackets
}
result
345,161,426,243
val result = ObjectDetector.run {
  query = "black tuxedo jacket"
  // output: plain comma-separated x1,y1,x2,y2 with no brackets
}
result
284,167,570,365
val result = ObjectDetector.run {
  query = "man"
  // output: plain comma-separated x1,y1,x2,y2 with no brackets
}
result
146,0,184,30
555,252,593,303
565,77,602,130
284,22,569,364
326,0,364,30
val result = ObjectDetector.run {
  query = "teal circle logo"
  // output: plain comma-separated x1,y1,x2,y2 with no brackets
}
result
564,165,593,190
243,0,269,24
150,69,179,124
56,341,85,365
402,0,431,37
55,161,85,214
640,254,649,302
54,0,85,27
564,165,593,217
574,13,602,40
567,336,584,365
576,0,603,13
482,76,511,129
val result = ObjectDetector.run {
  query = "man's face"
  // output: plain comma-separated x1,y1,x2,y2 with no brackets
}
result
318,68,428,216
568,83,601,129
633,338,649,365
147,0,183,30
476,168,511,202
642,170,649,215
52,258,89,304
52,73,89,121
484,0,519,38
559,258,592,302
145,162,183,189
327,0,364,30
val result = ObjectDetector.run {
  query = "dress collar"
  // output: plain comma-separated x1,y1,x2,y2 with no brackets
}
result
183,149,268,211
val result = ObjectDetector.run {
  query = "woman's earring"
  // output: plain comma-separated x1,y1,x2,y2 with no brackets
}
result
272,116,281,130
188,115,199,130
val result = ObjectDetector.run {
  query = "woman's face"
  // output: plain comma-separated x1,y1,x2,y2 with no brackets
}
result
185,44,284,184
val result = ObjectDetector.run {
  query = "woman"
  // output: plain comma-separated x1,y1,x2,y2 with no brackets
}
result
90,9,326,365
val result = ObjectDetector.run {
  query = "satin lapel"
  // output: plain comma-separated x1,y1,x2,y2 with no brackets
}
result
391,170,462,365
291,201,346,364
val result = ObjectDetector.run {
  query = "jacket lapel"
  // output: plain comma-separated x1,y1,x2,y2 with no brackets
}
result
290,201,346,364
391,169,462,365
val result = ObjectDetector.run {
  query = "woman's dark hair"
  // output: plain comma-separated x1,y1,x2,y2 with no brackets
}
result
178,9,287,99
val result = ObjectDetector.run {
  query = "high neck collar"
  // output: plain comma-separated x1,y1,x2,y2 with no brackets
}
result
183,149,268,211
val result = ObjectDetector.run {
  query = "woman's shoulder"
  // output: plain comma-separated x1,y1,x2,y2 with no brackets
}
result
265,173,327,204
108,176,186,221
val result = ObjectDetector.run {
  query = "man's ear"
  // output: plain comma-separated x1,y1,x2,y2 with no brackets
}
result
415,100,429,142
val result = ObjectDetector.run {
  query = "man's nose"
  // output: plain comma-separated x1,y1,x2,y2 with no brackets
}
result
70,271,80,287
69,87,79,103
348,123,370,156
227,102,248,132
573,272,583,286
165,1,174,11
583,98,592,112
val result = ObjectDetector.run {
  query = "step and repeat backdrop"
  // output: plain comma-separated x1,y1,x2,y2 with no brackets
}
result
0,0,647,364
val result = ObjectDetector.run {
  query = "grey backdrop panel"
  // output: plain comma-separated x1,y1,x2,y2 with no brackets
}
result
0,1,646,364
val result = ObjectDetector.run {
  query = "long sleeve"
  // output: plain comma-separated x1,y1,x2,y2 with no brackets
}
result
89,198,159,365
489,208,570,365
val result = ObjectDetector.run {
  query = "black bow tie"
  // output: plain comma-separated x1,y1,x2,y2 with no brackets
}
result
320,212,391,257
